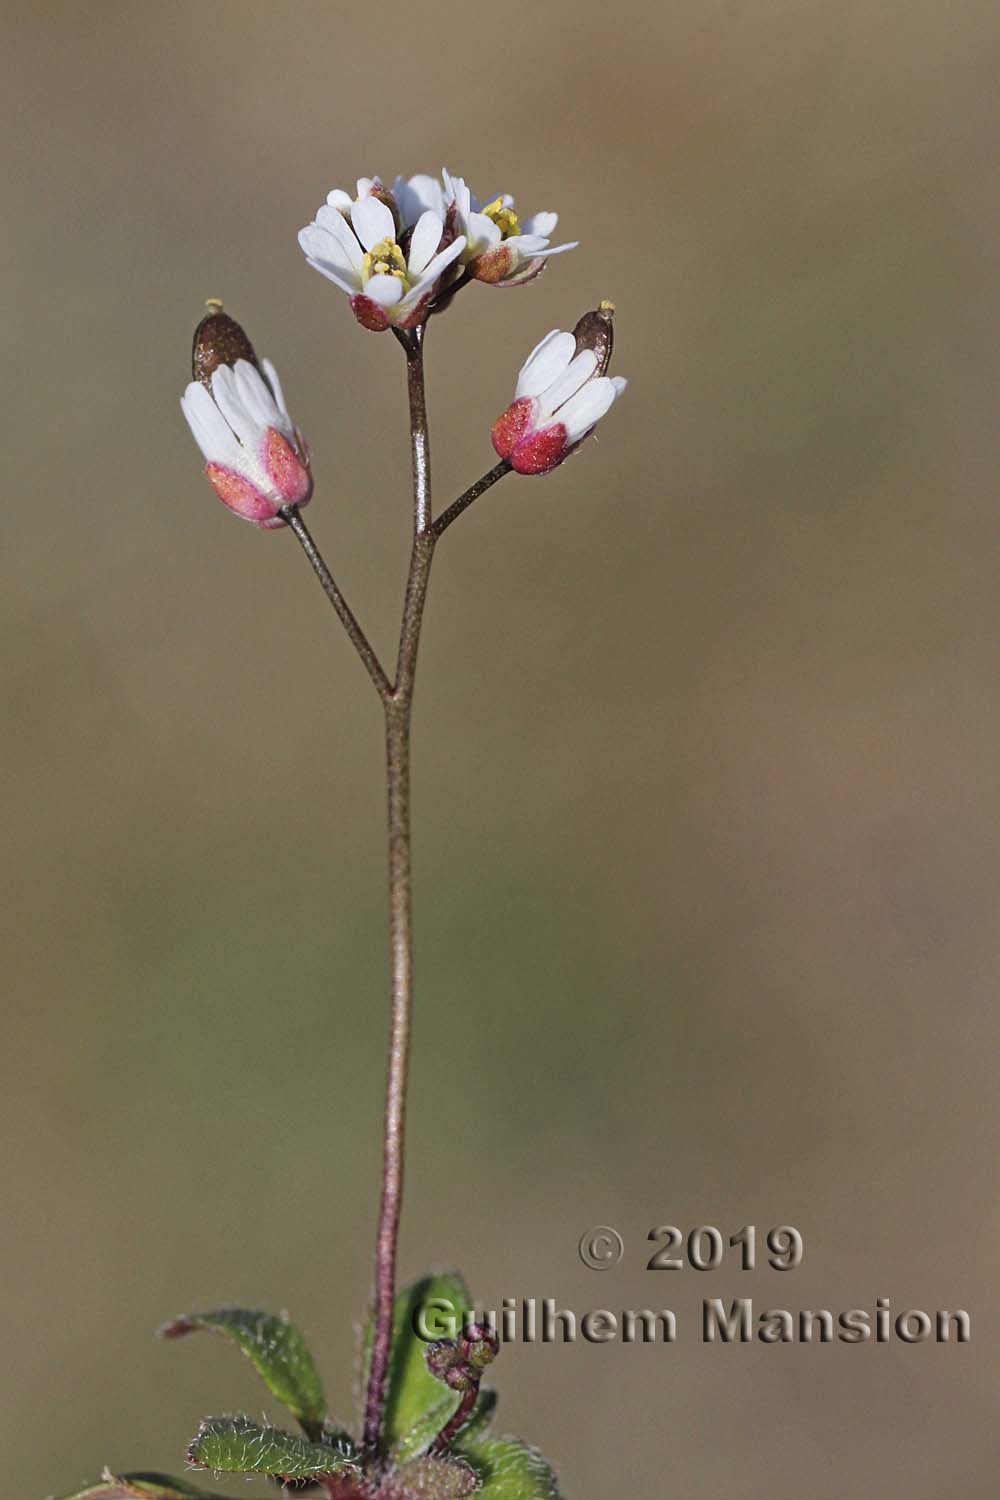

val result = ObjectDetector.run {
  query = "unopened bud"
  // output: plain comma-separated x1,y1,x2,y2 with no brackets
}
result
458,1323,499,1369
425,1339,462,1383
181,304,313,528
424,1338,480,1392
192,301,260,387
444,1362,478,1393
571,301,615,376
492,313,627,477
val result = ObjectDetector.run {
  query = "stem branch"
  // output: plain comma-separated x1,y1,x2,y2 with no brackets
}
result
428,1385,480,1457
432,460,511,538
282,506,391,702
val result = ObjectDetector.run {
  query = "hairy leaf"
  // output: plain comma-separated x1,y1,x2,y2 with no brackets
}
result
160,1306,327,1434
389,1389,497,1466
55,1474,239,1500
456,1438,561,1499
380,1454,478,1499
187,1416,358,1478
360,1271,474,1450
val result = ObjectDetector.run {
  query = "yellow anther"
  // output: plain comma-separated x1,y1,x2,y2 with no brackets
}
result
483,198,521,239
362,239,408,286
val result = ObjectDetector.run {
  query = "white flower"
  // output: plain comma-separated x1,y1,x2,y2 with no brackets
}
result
391,173,447,226
442,170,577,285
181,358,312,528
298,180,466,331
492,318,626,475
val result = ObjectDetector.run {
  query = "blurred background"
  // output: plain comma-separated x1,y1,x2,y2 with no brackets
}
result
4,1,1000,1495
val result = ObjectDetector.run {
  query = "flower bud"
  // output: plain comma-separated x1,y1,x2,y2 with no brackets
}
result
443,1362,477,1393
458,1322,499,1370
424,1339,461,1383
491,307,627,477
180,303,313,529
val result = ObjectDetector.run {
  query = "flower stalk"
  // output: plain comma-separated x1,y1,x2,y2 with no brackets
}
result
176,174,627,1488
365,326,435,1460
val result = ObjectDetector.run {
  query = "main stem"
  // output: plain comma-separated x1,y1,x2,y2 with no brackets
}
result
364,328,437,1461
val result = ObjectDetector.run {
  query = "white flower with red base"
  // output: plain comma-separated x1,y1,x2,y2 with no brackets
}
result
441,169,577,286
181,354,312,529
298,180,466,332
493,317,626,476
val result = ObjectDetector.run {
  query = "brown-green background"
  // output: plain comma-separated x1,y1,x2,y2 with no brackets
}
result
5,2,1000,1495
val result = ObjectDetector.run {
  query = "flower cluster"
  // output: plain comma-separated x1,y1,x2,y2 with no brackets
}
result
298,179,467,332
298,168,577,331
182,168,625,524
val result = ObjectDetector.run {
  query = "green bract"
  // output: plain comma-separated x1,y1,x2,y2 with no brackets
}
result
186,1415,358,1478
361,1272,474,1451
159,1306,327,1436
457,1437,562,1499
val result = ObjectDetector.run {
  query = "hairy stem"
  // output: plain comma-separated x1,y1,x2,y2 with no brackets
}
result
363,329,438,1461
427,1384,480,1457
282,506,391,701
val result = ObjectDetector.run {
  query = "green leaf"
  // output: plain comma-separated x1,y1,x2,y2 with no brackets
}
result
55,1475,239,1500
380,1455,479,1499
160,1306,327,1435
187,1416,358,1479
456,1438,562,1500
389,1389,497,1467
360,1271,474,1450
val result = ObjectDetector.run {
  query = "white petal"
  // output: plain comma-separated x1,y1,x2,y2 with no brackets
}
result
516,330,576,398
465,212,501,256
521,211,558,237
352,195,396,251
539,349,598,418
407,210,444,276
611,376,628,396
442,169,472,220
312,205,365,269
537,240,578,257
299,222,361,286
303,255,360,296
398,239,465,314
234,360,281,431
503,233,549,256
416,234,466,285
326,188,354,214
364,274,405,307
559,376,621,443
181,382,241,467
261,358,291,424
394,173,444,224
210,364,259,448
